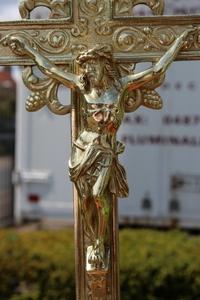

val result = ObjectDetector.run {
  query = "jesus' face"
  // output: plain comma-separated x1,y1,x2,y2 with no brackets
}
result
82,58,104,88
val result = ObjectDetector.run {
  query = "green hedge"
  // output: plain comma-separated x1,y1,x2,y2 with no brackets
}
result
0,229,200,299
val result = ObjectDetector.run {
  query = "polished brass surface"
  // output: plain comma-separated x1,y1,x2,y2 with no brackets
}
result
1,2,200,66
0,1,200,299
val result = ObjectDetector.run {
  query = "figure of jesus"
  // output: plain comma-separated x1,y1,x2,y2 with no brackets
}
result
7,27,195,270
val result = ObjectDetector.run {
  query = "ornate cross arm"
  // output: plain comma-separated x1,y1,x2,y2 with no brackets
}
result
0,21,76,66
5,26,197,115
112,16,200,62
1,23,200,115
0,0,199,117
1,17,200,66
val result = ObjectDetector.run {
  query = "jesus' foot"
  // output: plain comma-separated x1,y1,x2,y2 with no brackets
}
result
86,240,107,271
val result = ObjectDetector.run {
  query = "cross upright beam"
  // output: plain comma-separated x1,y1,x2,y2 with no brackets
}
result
0,1,200,300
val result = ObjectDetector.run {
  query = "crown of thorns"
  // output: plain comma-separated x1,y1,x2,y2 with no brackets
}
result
76,46,113,65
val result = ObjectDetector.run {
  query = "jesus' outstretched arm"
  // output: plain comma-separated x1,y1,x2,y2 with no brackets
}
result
7,35,80,89
121,27,198,91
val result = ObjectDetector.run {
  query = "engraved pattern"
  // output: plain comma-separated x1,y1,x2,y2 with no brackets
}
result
182,30,200,50
95,17,113,36
19,0,71,19
79,0,105,16
0,23,199,64
113,0,165,17
47,30,69,48
71,18,89,37
4,31,70,55
71,44,88,55
113,26,176,52
123,84,164,113
123,89,143,113
87,271,109,300
122,67,165,113
22,66,71,115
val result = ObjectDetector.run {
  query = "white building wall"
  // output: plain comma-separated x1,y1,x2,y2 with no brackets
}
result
14,73,73,223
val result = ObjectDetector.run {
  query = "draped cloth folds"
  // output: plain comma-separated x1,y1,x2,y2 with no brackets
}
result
69,135,129,199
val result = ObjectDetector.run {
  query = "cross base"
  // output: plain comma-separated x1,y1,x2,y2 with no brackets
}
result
87,270,110,300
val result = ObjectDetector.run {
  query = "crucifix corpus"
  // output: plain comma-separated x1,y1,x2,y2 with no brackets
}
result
1,0,200,299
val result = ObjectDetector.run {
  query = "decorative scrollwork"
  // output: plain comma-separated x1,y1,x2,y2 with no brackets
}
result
113,0,164,17
37,30,70,53
153,27,176,46
113,26,177,52
47,30,70,49
71,44,88,55
182,30,200,51
123,89,143,113
22,66,71,115
95,17,113,36
79,0,105,16
87,271,108,300
113,27,144,52
123,85,163,113
3,30,70,55
122,71,165,113
19,0,71,19
71,18,88,37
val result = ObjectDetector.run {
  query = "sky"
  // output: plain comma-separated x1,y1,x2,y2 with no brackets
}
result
0,1,20,20
0,1,51,20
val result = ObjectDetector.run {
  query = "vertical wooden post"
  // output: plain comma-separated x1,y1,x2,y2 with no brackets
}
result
110,197,120,300
71,90,87,299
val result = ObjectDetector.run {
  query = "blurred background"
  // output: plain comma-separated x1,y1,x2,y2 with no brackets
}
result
0,0,200,230
0,1,200,300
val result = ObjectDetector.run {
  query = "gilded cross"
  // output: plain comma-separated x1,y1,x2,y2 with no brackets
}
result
0,1,200,299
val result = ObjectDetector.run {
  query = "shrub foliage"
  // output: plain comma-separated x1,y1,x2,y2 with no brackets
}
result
0,228,200,299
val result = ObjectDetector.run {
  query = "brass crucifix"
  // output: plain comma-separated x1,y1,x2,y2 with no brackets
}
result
1,1,200,299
